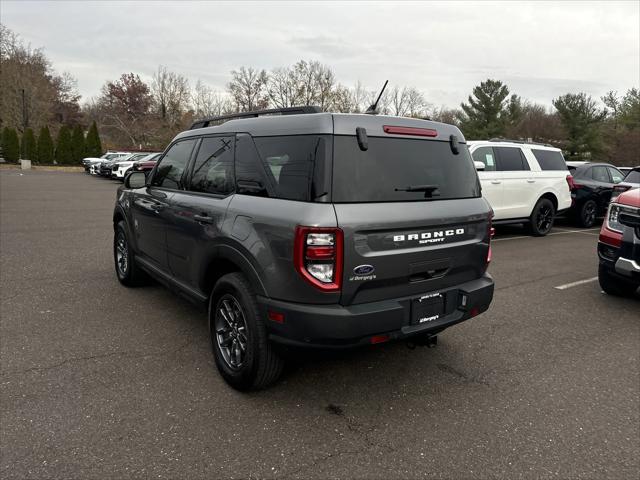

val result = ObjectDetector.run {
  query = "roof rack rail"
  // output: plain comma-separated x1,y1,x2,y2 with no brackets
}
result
190,106,322,130
488,137,553,147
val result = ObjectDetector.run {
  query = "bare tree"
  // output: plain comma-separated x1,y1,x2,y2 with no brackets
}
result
152,65,190,127
228,66,269,112
0,24,60,132
192,80,234,118
267,67,302,108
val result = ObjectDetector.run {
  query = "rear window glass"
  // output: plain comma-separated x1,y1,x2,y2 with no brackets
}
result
532,149,567,170
624,170,640,183
332,136,480,203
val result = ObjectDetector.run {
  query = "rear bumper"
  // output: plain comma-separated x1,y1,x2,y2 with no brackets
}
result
258,274,494,349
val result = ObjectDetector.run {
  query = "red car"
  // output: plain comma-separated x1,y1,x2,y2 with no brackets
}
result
132,153,161,174
598,188,640,296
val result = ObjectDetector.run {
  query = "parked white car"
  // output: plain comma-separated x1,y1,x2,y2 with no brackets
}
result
111,152,154,180
468,140,572,236
84,152,130,174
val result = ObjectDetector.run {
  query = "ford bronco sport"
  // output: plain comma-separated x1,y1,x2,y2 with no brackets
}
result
113,106,495,390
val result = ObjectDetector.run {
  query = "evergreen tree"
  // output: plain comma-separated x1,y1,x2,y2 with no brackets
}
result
20,128,37,160
457,79,521,139
71,125,85,163
85,121,103,158
553,92,607,160
2,127,20,163
55,125,73,164
37,126,54,164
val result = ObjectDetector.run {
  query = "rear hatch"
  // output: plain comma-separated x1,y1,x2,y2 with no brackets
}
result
330,119,491,306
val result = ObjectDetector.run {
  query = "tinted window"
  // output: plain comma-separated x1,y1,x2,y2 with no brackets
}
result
532,149,567,170
235,134,331,201
495,147,529,171
151,139,197,189
607,167,625,184
624,170,640,183
254,135,330,201
332,136,480,202
591,166,610,183
471,147,497,171
189,136,234,195
234,133,270,196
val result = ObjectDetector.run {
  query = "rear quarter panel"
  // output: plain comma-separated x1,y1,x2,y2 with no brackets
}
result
222,195,340,304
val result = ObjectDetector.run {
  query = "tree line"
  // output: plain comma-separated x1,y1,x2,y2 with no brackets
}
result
1,24,638,165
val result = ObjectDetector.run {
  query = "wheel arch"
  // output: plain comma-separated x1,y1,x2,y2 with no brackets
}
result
530,191,558,217
200,245,268,299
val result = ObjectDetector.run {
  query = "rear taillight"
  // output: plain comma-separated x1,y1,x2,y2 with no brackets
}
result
294,226,343,291
486,218,495,266
566,175,581,190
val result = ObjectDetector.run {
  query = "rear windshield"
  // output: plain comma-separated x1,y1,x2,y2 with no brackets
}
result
332,136,480,202
624,170,640,183
531,149,567,170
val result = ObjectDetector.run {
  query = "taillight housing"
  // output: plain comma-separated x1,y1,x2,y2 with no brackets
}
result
294,226,343,291
486,217,495,267
566,175,580,191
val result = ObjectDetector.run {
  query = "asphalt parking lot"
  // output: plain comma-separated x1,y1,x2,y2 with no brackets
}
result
1,169,638,479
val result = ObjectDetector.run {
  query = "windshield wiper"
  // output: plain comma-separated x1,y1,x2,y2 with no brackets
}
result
394,184,440,198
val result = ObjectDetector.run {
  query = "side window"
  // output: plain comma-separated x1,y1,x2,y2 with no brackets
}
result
151,139,197,189
495,147,529,171
607,167,624,184
234,133,270,196
471,147,496,172
188,136,234,195
591,166,610,183
253,135,328,201
531,149,567,170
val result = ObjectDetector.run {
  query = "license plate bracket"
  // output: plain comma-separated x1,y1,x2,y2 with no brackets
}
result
411,293,445,325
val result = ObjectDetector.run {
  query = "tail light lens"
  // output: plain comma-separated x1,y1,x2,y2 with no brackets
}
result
566,175,580,190
486,217,495,267
294,226,343,291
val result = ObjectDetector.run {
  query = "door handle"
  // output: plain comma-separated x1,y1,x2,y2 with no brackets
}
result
490,181,501,185
194,214,214,224
527,179,536,183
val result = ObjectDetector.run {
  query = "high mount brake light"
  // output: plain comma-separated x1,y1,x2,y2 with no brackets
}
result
294,226,343,291
383,125,438,137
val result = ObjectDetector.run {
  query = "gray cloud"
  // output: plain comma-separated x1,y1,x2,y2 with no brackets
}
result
3,0,638,108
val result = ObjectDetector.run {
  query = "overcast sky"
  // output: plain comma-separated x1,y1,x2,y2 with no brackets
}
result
3,0,639,109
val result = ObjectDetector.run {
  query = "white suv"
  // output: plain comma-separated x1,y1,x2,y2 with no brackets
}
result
468,140,572,236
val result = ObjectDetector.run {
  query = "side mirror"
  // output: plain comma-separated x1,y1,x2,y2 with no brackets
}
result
125,171,147,189
474,161,486,171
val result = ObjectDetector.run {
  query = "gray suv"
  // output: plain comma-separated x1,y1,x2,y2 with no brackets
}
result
113,106,495,390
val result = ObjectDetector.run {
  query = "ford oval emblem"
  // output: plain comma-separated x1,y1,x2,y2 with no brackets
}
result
353,264,375,275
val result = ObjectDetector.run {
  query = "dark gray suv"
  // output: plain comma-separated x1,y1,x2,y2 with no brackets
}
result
113,106,495,390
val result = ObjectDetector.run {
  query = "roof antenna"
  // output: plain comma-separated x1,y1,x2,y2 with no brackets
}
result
365,80,389,115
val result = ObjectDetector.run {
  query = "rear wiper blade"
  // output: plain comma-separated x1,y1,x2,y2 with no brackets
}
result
394,184,440,197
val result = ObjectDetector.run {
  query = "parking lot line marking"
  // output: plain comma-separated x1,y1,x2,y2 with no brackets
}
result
492,228,600,242
554,277,598,290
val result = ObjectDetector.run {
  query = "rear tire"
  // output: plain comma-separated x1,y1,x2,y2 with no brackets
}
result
577,200,598,228
210,273,284,391
114,220,148,287
528,198,555,236
598,265,638,297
